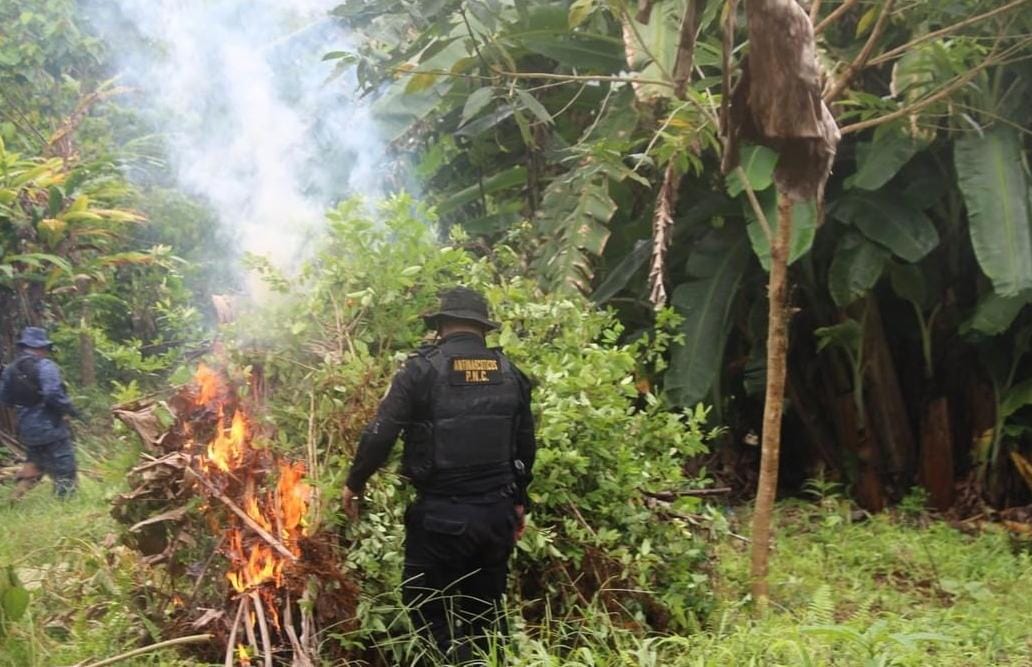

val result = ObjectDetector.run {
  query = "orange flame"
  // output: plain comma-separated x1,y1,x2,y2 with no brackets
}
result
206,409,248,473
191,363,312,599
277,462,311,545
194,363,225,405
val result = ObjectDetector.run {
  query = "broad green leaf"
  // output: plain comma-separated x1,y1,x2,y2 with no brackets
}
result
1001,378,1032,419
455,106,515,139
955,127,1032,297
855,5,878,37
744,191,817,270
815,320,863,354
847,128,925,191
889,262,927,308
962,291,1031,336
461,87,495,126
726,145,778,197
322,50,358,63
828,233,890,307
515,89,553,125
667,230,749,407
832,192,939,263
1,585,28,622
404,71,439,94
591,239,650,304
516,32,624,72
623,0,683,98
568,0,595,27
435,166,527,215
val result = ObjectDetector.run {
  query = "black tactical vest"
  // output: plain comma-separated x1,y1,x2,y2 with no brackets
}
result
423,348,521,475
7,356,42,407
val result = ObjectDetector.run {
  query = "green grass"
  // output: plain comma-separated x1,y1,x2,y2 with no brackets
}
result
2,445,1030,666
0,441,191,667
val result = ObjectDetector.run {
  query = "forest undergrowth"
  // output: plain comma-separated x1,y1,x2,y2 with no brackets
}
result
2,440,1029,666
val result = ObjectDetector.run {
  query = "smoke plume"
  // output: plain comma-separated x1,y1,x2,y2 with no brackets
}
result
88,0,384,273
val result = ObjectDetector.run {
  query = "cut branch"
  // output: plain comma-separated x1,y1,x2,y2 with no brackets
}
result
641,487,733,501
491,68,675,88
81,634,213,667
814,0,863,35
809,0,823,23
737,166,774,242
224,599,246,667
185,467,297,561
250,591,274,667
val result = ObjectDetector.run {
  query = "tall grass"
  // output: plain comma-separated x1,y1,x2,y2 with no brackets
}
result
2,442,1030,666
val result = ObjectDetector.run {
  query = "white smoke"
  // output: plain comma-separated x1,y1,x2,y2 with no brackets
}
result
89,0,385,274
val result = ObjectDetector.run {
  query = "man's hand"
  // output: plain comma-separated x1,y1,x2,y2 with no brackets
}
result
341,486,360,521
514,504,526,541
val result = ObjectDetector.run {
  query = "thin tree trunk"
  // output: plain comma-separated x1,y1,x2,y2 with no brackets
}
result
750,192,793,605
80,312,96,387
920,396,954,510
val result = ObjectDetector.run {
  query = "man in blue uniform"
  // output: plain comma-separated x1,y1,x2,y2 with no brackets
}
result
0,327,79,498
341,287,536,664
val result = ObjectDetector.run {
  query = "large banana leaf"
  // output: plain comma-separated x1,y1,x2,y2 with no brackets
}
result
435,166,527,215
513,31,625,71
623,0,687,99
962,291,1032,336
667,230,749,407
591,239,650,304
955,127,1032,297
828,232,890,307
831,192,939,263
846,127,926,191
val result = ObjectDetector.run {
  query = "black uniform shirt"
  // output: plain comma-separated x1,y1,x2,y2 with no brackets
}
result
345,332,536,503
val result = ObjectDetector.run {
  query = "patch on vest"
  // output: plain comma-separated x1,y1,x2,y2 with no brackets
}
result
448,357,502,385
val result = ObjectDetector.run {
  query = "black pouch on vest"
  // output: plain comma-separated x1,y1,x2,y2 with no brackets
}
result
8,357,42,407
402,421,435,482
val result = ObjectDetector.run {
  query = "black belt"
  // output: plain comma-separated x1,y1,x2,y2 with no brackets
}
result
418,484,515,504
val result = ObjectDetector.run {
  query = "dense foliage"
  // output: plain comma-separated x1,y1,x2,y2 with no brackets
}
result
225,197,715,659
1,0,1032,664
334,0,1032,509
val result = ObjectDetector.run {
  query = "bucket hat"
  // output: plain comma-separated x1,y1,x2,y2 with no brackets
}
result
422,287,499,331
16,327,53,349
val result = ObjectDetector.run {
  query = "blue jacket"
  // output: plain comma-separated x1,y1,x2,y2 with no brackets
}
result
0,352,76,446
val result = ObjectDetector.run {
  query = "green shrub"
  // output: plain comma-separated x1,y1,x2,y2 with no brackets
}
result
228,195,716,659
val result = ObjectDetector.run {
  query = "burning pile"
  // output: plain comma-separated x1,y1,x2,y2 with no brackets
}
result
113,363,357,666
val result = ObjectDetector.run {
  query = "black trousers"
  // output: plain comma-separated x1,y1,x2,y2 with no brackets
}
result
24,438,77,498
402,495,518,664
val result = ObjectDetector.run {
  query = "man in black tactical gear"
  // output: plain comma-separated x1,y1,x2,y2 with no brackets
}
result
0,327,80,499
341,286,536,664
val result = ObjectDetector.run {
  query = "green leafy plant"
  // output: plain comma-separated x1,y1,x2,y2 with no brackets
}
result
226,195,716,661
0,566,29,639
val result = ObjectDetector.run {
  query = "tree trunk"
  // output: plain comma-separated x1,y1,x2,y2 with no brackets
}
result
750,192,793,605
919,396,954,510
863,298,916,493
79,313,96,387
